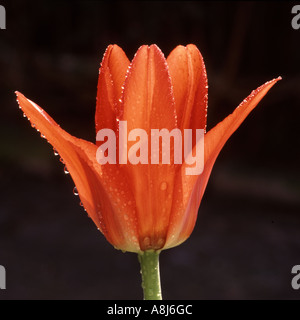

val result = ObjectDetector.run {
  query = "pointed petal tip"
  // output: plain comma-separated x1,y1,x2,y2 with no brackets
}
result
135,44,162,54
149,43,161,50
270,76,282,82
15,91,29,104
15,90,23,100
266,76,282,85
15,91,26,108
248,76,281,99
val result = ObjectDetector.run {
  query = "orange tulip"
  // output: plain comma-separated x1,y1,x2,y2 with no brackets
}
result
16,44,280,255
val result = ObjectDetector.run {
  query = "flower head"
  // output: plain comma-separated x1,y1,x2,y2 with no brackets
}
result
16,44,280,253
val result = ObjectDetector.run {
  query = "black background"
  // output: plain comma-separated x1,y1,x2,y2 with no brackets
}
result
0,0,300,300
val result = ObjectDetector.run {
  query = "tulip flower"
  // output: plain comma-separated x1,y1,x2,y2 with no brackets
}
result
16,44,280,300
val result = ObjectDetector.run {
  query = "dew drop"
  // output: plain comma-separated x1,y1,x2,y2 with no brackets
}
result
160,182,167,191
64,166,69,174
73,186,78,196
53,149,59,156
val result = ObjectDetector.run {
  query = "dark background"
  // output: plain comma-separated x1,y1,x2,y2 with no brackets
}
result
0,0,300,300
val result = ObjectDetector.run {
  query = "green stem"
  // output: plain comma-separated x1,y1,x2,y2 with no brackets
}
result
138,250,162,300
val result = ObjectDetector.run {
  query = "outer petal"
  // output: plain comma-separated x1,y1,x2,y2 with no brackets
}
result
95,45,130,136
16,92,140,252
167,44,208,132
165,77,281,249
120,45,177,250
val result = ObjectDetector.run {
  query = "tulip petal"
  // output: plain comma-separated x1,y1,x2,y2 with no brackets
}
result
120,45,177,250
167,44,208,132
95,45,130,136
122,45,177,131
165,77,281,249
16,92,140,252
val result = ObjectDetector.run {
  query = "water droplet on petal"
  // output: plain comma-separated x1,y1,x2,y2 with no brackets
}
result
73,186,78,196
160,182,167,191
64,166,69,174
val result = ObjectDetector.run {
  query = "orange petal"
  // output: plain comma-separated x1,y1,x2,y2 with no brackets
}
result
167,44,208,132
95,45,130,136
120,45,177,250
16,92,139,252
165,77,281,249
122,45,177,131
